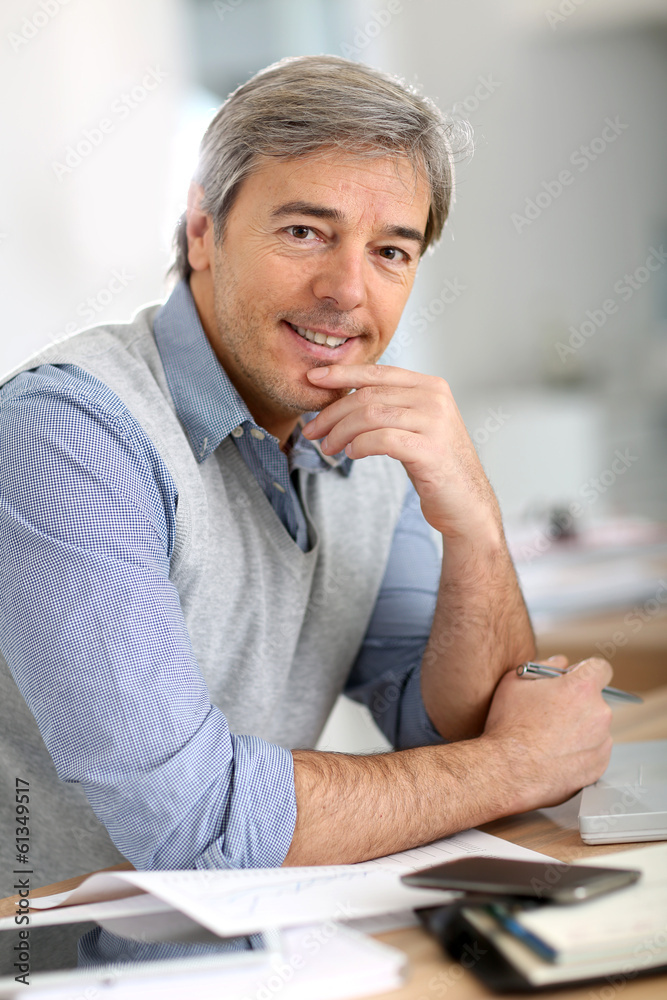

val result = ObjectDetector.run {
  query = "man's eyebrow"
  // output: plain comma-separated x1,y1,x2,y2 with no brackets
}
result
270,201,426,252
270,201,345,223
384,224,427,252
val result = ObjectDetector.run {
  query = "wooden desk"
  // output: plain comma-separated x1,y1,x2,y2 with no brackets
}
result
1,687,666,998
371,685,667,999
536,607,667,693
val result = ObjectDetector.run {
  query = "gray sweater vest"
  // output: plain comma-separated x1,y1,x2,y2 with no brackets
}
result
0,305,407,893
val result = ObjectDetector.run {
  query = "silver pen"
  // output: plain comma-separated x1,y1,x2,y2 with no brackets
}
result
516,662,644,704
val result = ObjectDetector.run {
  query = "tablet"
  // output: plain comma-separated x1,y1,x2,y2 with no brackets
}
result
0,914,275,997
579,740,667,844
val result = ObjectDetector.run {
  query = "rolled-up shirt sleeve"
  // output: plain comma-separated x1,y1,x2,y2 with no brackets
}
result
345,483,446,749
0,364,296,871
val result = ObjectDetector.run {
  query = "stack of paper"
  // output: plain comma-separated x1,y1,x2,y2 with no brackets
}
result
505,843,667,964
449,843,667,991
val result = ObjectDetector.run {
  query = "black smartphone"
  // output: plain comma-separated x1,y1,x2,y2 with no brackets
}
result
401,855,641,904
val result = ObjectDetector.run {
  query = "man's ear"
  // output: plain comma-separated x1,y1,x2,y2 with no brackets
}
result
186,182,214,272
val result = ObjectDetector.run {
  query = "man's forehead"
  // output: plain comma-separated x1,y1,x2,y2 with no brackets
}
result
247,151,431,229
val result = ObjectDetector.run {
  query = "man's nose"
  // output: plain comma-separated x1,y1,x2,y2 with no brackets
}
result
310,247,366,312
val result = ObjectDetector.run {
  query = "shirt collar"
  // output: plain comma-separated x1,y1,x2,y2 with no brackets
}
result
152,280,352,475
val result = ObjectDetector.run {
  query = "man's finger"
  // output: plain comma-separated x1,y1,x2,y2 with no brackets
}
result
302,386,423,440
319,405,428,456
341,427,424,463
568,656,614,690
306,363,422,389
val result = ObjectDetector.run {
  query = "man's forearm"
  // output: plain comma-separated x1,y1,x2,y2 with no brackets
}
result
283,739,514,866
284,657,615,867
420,522,536,741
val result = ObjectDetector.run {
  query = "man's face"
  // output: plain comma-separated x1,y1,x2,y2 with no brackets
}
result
193,151,431,436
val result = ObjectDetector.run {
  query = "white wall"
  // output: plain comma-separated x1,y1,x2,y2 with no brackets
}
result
364,1,667,522
0,0,187,370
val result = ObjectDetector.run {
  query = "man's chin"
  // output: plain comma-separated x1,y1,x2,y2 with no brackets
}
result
306,384,350,412
260,373,351,420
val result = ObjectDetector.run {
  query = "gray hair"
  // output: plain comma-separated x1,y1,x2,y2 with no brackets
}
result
169,54,471,282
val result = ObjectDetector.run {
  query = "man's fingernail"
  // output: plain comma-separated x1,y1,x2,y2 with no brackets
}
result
308,367,329,380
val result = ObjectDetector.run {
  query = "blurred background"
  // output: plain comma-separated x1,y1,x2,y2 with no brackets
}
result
1,0,665,746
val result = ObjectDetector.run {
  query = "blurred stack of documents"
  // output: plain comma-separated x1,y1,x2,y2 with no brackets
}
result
19,925,406,1000
507,516,667,628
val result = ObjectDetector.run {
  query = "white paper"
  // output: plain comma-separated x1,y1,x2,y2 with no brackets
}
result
29,827,555,937
363,826,556,871
112,866,457,936
30,873,146,909
0,893,173,932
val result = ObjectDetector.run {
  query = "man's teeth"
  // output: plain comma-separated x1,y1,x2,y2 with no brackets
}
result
292,325,348,348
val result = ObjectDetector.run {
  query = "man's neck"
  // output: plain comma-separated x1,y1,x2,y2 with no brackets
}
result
249,404,300,452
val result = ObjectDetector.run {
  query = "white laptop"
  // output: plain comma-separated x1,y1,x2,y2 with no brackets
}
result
579,740,667,844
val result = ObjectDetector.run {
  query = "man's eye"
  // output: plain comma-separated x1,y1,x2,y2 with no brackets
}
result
287,226,316,240
378,246,408,262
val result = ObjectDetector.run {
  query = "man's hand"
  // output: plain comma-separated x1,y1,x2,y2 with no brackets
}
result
481,655,614,813
305,360,535,741
304,364,500,540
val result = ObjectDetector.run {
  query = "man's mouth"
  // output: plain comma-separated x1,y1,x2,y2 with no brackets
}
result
287,322,349,349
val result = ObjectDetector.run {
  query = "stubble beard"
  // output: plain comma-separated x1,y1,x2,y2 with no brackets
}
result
212,266,354,420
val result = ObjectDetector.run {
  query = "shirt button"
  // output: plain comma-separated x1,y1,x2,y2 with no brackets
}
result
231,426,244,438
250,428,265,440
272,481,286,493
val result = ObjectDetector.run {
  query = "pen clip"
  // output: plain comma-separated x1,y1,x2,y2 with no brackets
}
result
516,662,566,678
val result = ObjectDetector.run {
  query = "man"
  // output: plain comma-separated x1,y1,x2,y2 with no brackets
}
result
0,56,613,895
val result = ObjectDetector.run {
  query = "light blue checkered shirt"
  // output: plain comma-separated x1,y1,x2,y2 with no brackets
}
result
0,280,443,872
